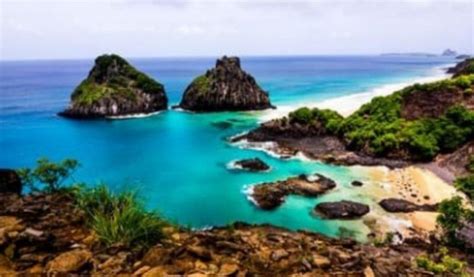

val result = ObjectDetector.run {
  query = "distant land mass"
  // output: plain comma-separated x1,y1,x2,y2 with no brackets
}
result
380,52,437,57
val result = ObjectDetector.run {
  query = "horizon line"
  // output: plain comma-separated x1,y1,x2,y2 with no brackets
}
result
0,52,468,62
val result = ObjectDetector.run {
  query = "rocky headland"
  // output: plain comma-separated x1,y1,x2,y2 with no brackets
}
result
59,54,168,119
249,174,336,210
177,56,274,112
447,58,474,78
232,58,474,169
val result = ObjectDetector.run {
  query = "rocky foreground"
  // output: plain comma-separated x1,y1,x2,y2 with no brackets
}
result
59,54,168,119
1,191,473,276
178,56,274,112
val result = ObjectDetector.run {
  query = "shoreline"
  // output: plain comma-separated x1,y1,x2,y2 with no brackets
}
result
257,64,453,122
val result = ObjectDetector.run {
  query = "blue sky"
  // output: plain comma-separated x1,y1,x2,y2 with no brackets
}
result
0,0,472,60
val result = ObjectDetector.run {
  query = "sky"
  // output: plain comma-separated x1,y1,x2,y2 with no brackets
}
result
0,0,472,60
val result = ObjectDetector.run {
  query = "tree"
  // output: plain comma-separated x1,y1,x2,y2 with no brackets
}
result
17,158,79,192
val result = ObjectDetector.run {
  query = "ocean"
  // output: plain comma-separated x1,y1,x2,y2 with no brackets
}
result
0,55,455,240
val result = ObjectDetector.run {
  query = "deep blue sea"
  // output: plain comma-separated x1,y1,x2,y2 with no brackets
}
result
0,55,456,239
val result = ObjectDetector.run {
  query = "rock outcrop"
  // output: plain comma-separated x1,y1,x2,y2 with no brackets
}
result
249,174,336,210
178,56,273,111
315,200,370,219
379,198,438,213
0,169,22,195
447,58,474,77
233,158,270,172
59,54,167,119
1,191,473,275
351,180,364,187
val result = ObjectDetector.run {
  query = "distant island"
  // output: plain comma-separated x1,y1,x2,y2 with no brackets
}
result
59,54,168,119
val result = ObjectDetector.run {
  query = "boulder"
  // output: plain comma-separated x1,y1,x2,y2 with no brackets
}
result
59,54,167,119
0,169,22,195
315,200,370,219
234,158,270,172
250,174,337,210
379,198,437,213
46,249,92,274
178,56,274,111
351,180,363,187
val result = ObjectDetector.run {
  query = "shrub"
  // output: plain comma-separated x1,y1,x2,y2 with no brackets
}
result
467,155,474,172
74,185,167,248
454,76,472,89
415,248,468,276
289,107,313,124
437,196,469,246
455,175,474,201
17,158,79,192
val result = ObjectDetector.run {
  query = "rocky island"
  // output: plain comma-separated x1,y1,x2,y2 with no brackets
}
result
177,56,274,111
59,54,168,119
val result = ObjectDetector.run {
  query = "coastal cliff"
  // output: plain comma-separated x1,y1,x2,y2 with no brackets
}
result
178,56,274,111
59,54,168,119
234,61,474,165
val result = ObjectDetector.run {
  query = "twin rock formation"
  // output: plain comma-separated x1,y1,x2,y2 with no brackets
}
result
60,55,273,118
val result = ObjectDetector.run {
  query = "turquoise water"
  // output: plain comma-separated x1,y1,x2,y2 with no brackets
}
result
0,55,455,239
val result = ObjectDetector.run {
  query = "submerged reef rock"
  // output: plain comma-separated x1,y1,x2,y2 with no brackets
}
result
379,198,438,213
250,174,336,210
233,158,270,172
59,54,167,119
314,200,370,219
0,169,22,195
178,56,274,111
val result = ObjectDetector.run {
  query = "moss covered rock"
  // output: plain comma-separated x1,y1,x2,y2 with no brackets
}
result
59,54,167,118
178,56,274,111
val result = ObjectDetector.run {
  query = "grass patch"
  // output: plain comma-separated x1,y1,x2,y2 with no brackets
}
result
74,185,168,248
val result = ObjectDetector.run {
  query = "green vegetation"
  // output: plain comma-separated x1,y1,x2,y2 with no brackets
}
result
455,175,474,200
17,157,169,249
285,74,474,161
289,107,343,133
71,54,164,105
437,196,473,247
192,75,211,94
17,158,79,192
74,185,168,248
415,247,468,276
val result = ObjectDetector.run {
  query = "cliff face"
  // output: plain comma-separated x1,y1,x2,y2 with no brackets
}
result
178,56,273,111
59,54,167,119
